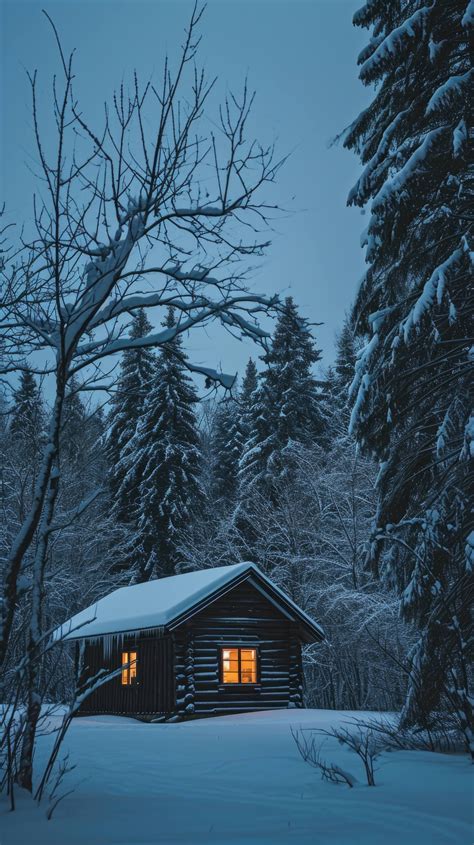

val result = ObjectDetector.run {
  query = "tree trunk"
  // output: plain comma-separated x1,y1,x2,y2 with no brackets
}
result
0,440,57,668
17,395,63,792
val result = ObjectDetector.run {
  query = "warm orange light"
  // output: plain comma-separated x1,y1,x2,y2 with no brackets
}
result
121,651,137,685
240,648,257,683
222,647,257,684
222,648,239,683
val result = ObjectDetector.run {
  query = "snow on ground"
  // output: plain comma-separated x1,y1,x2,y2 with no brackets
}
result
1,709,472,845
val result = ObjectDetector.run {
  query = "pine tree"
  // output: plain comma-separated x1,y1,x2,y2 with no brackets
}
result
10,368,45,445
239,298,326,500
239,358,258,444
0,391,15,560
345,1,473,744
324,317,359,438
107,309,156,523
212,358,257,507
9,369,46,514
334,318,357,395
211,394,242,508
85,405,108,491
60,382,109,509
128,308,203,580
61,378,87,468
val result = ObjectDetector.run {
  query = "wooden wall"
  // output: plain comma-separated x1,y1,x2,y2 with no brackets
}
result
173,580,303,717
77,580,304,719
78,633,174,716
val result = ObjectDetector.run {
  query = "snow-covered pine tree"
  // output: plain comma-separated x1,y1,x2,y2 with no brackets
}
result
334,318,358,396
239,297,326,501
204,362,258,510
130,308,203,581
211,393,242,509
324,317,359,440
0,391,16,569
10,368,45,445
108,309,156,524
85,405,109,492
61,378,87,465
210,359,261,509
9,368,46,517
60,381,109,509
345,1,473,745
239,358,258,442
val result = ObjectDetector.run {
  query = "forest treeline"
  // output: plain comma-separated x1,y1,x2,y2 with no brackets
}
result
0,300,410,713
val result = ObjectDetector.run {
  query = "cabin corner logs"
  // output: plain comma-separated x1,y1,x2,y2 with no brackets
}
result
77,580,305,720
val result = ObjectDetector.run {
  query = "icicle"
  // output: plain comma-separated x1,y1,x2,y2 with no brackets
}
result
103,634,113,661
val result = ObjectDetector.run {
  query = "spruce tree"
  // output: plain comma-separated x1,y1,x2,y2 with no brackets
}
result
211,394,242,508
10,369,46,509
324,317,359,438
345,1,473,742
85,406,108,491
129,308,202,580
61,378,87,468
0,393,10,536
239,298,326,499
107,309,156,523
334,318,357,396
10,368,45,445
60,382,108,507
239,358,258,444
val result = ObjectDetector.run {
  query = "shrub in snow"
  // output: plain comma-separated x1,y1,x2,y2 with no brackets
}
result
291,727,357,788
294,722,383,787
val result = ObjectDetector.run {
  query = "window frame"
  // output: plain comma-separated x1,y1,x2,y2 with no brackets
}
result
219,645,260,686
121,649,138,686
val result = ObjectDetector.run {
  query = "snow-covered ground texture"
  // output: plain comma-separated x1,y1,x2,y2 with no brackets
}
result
1,709,472,845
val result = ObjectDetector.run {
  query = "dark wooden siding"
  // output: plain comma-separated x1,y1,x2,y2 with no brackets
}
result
78,633,174,715
177,580,303,716
76,577,305,719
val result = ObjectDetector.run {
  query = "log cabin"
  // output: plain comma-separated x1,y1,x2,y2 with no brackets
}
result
56,562,324,720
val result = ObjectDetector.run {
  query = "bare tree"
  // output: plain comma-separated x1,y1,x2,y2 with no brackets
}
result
0,4,282,791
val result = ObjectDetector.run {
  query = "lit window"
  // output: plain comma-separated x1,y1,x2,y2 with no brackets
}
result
121,651,137,685
221,648,257,684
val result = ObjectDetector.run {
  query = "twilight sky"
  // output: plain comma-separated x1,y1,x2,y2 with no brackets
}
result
1,0,370,387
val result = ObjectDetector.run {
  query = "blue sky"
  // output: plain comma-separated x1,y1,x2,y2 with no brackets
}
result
1,0,370,385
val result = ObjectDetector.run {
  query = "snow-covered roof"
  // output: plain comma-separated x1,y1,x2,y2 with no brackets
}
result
55,562,324,643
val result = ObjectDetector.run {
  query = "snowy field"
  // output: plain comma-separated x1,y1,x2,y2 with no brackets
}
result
1,709,472,845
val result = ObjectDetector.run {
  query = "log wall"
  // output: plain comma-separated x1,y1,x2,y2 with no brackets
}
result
76,580,304,719
179,580,303,716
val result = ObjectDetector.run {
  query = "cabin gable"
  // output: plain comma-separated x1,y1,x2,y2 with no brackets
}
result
172,579,303,717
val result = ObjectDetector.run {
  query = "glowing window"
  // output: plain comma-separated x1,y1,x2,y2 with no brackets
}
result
221,648,257,684
121,651,137,686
